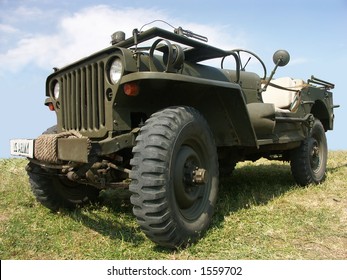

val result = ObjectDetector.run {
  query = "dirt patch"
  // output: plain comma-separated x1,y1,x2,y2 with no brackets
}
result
0,213,9,223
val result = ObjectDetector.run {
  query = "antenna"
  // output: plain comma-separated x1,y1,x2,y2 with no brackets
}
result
242,57,251,71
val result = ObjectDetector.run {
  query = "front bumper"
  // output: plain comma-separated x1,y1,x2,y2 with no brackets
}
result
10,130,137,164
56,137,91,163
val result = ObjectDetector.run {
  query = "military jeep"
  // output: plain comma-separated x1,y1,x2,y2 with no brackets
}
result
10,25,337,248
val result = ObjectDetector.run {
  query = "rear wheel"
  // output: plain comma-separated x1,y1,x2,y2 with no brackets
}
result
130,106,219,248
290,119,327,186
219,159,237,177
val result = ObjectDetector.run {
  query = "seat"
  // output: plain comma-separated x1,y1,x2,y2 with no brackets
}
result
261,77,305,112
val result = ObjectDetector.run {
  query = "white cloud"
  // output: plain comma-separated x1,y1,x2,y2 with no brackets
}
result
0,6,167,72
0,5,244,73
0,23,19,34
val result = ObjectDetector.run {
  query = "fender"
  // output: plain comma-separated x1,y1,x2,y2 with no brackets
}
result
117,72,258,147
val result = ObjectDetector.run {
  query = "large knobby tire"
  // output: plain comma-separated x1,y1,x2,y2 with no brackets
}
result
290,119,328,186
27,125,100,211
129,106,219,248
27,163,101,211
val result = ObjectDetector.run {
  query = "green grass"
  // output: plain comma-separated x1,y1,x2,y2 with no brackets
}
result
1,151,346,259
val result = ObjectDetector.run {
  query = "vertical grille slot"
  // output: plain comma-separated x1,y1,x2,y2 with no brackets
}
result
61,62,105,133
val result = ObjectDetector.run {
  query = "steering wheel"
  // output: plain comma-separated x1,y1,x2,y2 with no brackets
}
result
231,49,267,80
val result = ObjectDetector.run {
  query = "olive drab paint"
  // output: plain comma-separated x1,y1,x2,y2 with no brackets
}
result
10,24,337,248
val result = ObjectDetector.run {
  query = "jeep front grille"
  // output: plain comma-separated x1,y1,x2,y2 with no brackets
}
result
60,62,106,134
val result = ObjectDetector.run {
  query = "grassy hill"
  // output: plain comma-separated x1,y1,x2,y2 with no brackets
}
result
1,151,346,259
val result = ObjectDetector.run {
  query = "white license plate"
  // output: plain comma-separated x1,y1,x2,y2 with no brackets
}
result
10,139,34,158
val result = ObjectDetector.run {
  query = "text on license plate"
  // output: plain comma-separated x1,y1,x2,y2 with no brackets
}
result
10,139,34,158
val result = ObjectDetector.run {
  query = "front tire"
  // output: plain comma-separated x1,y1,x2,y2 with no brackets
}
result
130,106,219,248
290,119,328,186
27,163,101,211
27,125,100,211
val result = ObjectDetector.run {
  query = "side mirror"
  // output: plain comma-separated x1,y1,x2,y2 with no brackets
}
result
273,50,290,67
261,50,291,93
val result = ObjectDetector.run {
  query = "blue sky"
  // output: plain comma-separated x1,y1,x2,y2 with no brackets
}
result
1,0,346,158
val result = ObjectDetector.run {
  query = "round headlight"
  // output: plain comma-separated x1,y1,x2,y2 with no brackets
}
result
109,58,123,84
53,82,60,99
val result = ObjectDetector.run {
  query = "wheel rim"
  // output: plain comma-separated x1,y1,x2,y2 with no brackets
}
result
173,144,209,221
309,138,322,174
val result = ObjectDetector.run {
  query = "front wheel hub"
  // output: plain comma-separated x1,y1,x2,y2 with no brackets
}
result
192,168,208,184
174,145,207,209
